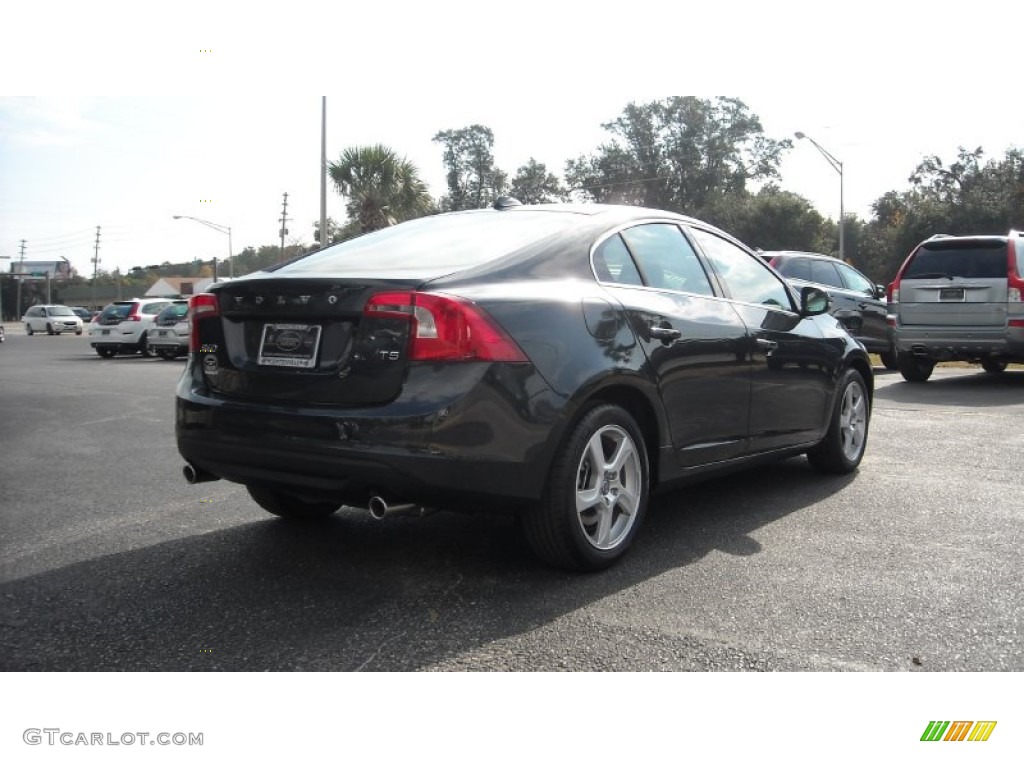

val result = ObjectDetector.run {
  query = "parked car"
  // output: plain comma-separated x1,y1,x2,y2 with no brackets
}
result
888,230,1024,382
88,298,173,358
760,251,896,369
146,300,189,360
21,304,84,335
68,306,95,322
177,202,873,570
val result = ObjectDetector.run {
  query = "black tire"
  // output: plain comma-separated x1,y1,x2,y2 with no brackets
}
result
157,350,177,361
46,323,56,336
138,332,152,357
898,354,934,383
522,403,649,571
75,329,83,336
807,368,870,474
96,347,117,358
879,348,898,370
981,359,1007,374
25,324,34,336
247,485,339,519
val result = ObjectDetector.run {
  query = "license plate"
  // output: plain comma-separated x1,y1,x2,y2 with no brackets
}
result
101,329,110,335
157,330,168,337
258,323,322,369
939,287,964,301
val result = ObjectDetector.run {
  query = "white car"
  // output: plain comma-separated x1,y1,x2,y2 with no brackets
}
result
146,299,190,360
21,304,84,335
88,298,173,358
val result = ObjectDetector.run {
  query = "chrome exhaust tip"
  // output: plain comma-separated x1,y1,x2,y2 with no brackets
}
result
368,496,421,520
183,463,219,484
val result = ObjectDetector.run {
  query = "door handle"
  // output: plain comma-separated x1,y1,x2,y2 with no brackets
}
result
649,325,682,342
755,338,779,353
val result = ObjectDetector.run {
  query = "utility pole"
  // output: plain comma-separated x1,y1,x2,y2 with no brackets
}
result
279,192,289,262
15,239,26,318
91,226,101,309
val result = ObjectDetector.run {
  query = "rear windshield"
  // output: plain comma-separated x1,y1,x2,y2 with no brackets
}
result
905,242,1007,279
279,210,581,278
157,304,188,321
99,303,134,321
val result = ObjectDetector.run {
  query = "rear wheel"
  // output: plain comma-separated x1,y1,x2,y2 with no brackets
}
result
138,332,152,357
247,486,339,519
879,347,898,370
522,403,649,571
96,347,117,358
807,368,869,474
898,354,934,383
981,359,1007,374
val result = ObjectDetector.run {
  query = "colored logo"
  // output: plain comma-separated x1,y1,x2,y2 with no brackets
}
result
921,721,997,742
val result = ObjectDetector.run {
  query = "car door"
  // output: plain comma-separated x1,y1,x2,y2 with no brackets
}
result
689,229,835,453
834,261,888,351
592,222,751,466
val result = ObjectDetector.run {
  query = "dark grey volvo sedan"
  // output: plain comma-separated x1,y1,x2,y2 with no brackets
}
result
177,202,873,570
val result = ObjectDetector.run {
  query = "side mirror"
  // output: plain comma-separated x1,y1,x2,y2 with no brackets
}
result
801,286,830,316
875,284,886,300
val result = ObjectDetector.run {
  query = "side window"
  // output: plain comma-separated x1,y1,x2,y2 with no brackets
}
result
593,234,643,286
619,223,714,296
775,257,812,281
690,229,792,309
810,260,845,289
836,263,874,295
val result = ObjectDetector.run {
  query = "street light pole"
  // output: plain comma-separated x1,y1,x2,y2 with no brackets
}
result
795,132,844,262
172,215,234,279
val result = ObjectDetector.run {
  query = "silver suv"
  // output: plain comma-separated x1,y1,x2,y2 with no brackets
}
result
88,298,173,358
888,231,1024,381
146,299,189,360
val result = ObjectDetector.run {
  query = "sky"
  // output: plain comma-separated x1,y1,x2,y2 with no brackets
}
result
2,0,1020,280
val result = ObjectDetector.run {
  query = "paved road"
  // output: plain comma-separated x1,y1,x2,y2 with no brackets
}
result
1,331,1022,671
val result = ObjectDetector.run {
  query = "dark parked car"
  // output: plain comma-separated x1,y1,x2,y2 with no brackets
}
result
888,231,1024,382
177,203,873,570
68,306,94,322
761,251,896,369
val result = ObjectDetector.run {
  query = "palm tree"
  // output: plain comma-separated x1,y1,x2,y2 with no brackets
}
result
328,145,435,234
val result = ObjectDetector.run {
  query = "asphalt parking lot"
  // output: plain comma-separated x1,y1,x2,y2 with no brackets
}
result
1,328,1022,671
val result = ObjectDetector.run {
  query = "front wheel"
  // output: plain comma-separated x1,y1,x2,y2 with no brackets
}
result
247,485,339,519
981,359,1007,374
46,323,56,336
25,324,34,336
807,368,869,474
522,403,649,571
898,354,934,383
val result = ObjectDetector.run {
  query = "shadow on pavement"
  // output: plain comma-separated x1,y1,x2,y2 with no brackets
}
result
0,458,854,671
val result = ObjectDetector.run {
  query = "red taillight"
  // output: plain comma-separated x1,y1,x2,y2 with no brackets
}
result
127,302,142,322
188,293,220,352
365,291,527,362
1007,240,1024,303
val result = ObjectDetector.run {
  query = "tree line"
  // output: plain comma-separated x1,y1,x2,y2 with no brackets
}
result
83,97,1024,287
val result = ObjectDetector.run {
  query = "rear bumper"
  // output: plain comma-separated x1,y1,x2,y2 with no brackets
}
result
894,323,1024,361
175,359,564,510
